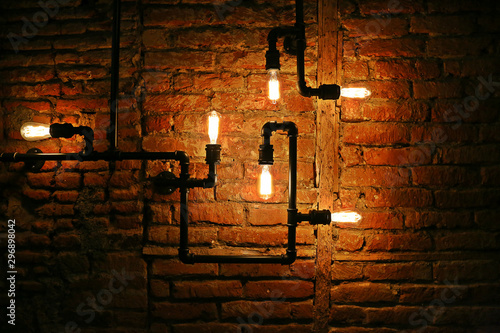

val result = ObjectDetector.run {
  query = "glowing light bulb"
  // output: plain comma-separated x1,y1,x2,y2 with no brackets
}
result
340,87,371,99
20,122,51,141
258,165,273,199
331,211,362,223
208,111,220,144
268,69,280,103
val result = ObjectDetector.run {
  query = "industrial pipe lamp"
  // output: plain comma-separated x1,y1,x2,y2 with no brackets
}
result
265,0,371,103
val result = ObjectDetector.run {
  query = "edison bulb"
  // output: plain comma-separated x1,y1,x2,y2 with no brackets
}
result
340,87,371,99
268,69,280,103
20,122,51,141
331,211,362,223
258,165,273,199
208,111,220,144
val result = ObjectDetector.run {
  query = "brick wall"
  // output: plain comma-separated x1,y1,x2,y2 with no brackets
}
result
0,0,499,332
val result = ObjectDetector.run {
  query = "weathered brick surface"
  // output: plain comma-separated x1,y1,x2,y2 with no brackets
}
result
0,0,499,332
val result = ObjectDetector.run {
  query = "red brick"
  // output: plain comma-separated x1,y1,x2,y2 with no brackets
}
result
36,203,74,216
365,80,411,99
433,260,499,281
373,59,440,79
219,227,286,247
55,172,81,189
335,230,364,251
364,262,432,281
364,232,432,251
428,36,494,57
364,145,433,166
52,190,79,202
342,123,410,145
109,171,140,188
220,261,315,279
216,51,268,71
412,166,479,187
221,300,291,320
411,15,476,35
145,51,213,70
190,202,245,225
212,93,275,111
83,172,110,187
22,188,51,200
150,280,169,298
152,259,218,277
244,280,314,299
342,166,409,187
173,280,243,299
194,72,245,91
148,225,216,245
173,323,238,333
435,189,500,208
442,145,500,164
329,305,366,324
27,172,55,187
406,211,473,229
143,94,210,113
152,302,217,320
411,124,479,144
248,204,287,226
340,146,363,167
144,7,216,27
331,282,398,303
56,98,108,113
332,262,364,280
358,0,424,14
357,38,426,57
343,61,370,80
413,80,462,99
434,231,498,250
342,18,408,37
351,211,404,230
53,234,81,250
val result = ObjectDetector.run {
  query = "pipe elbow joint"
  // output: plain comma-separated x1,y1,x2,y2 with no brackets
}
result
282,250,297,265
179,249,195,264
175,151,190,165
283,121,298,137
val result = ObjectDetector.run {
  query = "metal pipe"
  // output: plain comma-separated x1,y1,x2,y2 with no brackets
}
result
109,0,121,151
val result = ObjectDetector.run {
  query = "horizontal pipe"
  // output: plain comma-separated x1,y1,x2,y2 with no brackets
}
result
0,151,188,163
181,253,295,264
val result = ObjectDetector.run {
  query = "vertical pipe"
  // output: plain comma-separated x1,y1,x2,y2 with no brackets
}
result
295,0,304,24
179,186,189,255
286,135,298,261
110,0,121,151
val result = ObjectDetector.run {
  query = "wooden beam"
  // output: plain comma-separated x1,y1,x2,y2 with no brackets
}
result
314,0,340,331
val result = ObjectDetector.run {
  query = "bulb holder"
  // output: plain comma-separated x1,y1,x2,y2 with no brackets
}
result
265,49,280,71
318,84,341,100
50,123,77,139
258,144,274,165
205,144,221,165
308,209,332,225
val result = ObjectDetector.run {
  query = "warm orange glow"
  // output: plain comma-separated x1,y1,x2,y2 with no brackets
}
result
340,87,371,99
258,165,273,199
268,69,280,103
20,122,51,141
208,111,220,144
331,211,362,223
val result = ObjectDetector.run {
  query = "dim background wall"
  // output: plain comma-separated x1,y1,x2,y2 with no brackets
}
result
0,0,499,332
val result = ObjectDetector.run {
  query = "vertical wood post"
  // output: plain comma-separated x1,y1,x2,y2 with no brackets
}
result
314,0,341,331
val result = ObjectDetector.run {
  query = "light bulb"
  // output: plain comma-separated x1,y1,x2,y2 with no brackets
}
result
258,165,273,200
208,111,220,144
268,69,280,103
331,211,362,223
340,87,371,99
20,122,51,141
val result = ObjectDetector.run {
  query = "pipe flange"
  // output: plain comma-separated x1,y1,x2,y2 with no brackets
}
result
25,148,45,172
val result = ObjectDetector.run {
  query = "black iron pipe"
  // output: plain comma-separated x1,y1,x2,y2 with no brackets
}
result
109,0,121,151
178,122,300,265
